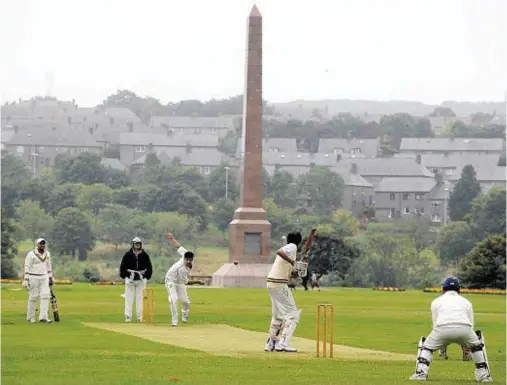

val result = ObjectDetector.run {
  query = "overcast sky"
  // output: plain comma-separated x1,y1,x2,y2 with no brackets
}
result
1,0,505,107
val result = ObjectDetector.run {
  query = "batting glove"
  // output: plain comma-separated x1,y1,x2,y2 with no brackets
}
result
21,279,29,289
49,277,54,286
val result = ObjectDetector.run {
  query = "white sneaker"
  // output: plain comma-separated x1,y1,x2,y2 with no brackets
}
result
125,316,132,323
476,369,493,382
264,338,275,352
409,373,427,381
39,319,53,323
172,322,177,327
275,343,297,352
182,316,188,323
28,318,36,324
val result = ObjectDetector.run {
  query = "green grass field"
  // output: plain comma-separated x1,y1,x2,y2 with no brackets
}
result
2,284,505,385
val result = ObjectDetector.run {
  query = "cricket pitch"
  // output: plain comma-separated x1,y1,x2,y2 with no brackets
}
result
83,322,412,361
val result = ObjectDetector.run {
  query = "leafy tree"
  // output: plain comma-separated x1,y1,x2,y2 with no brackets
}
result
1,152,32,215
268,170,298,208
207,165,239,202
436,221,476,266
1,210,18,278
146,212,198,255
306,235,361,280
322,209,360,238
55,153,105,185
112,187,140,208
465,187,506,239
449,164,481,221
459,235,506,289
46,183,82,215
211,198,236,241
15,200,54,243
429,106,456,117
298,166,345,216
136,184,163,212
19,168,58,211
76,184,113,217
51,207,95,261
103,167,130,189
407,249,442,289
263,198,296,241
95,204,138,250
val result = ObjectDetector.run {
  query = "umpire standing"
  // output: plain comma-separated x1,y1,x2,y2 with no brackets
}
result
119,237,153,322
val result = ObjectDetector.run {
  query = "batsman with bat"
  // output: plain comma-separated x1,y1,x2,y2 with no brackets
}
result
22,238,54,323
409,276,492,382
264,228,316,353
119,237,153,322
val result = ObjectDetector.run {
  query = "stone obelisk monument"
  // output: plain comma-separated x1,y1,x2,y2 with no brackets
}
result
211,5,272,288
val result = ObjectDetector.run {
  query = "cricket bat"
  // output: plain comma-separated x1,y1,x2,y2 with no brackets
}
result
301,228,317,260
50,287,60,322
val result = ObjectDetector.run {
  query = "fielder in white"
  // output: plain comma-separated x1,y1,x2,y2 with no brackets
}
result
409,276,492,382
264,231,304,353
165,233,196,327
22,238,54,323
119,237,153,322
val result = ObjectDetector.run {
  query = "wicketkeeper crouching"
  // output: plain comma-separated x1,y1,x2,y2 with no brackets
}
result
409,276,492,382
119,237,153,322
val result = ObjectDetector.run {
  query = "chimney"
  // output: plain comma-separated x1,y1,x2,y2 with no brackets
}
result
127,122,134,132
67,116,72,125
415,154,422,164
435,172,443,185
336,153,342,162
147,143,153,152
351,163,358,174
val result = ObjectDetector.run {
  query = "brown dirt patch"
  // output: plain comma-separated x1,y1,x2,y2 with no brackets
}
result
83,322,412,361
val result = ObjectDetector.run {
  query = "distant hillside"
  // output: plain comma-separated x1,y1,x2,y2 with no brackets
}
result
272,99,506,117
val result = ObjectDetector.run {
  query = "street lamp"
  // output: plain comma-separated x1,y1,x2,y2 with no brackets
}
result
224,166,230,199
31,149,39,176
443,181,449,225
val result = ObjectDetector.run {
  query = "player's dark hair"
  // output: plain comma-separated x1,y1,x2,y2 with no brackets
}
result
287,232,302,246
184,251,194,259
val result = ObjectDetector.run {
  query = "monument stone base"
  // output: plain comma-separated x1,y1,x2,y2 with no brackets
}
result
212,263,272,288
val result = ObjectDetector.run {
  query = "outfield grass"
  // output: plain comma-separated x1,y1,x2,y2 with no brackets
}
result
2,284,505,385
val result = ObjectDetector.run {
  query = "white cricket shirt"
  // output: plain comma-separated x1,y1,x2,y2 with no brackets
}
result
431,291,474,328
165,246,191,284
266,243,298,286
24,249,53,278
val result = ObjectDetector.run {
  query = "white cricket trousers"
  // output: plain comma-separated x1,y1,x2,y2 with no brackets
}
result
268,284,298,322
165,281,190,325
424,325,480,350
27,275,50,321
124,279,145,320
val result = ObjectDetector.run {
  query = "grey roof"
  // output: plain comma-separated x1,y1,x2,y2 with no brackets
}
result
337,158,434,177
6,128,100,147
263,152,340,167
449,166,506,182
376,177,437,193
400,137,505,152
133,148,236,168
1,130,15,143
394,153,500,170
149,115,237,129
120,132,219,147
317,138,379,157
332,167,373,187
428,183,452,200
101,158,126,171
235,138,298,158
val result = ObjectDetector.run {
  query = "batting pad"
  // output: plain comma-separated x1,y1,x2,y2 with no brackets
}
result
83,322,412,361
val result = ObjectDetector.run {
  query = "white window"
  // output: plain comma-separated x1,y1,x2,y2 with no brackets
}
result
135,146,145,153
388,208,395,219
196,128,202,134
415,193,424,200
333,148,343,154
16,146,24,153
432,214,441,222
445,169,453,175
404,207,410,214
270,147,279,152
432,201,441,208
201,166,211,175
350,148,362,155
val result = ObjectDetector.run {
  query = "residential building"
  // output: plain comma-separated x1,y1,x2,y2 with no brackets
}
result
149,116,238,137
317,138,379,158
399,137,505,156
119,132,219,166
332,164,375,217
4,128,101,174
235,138,298,158
448,166,506,193
373,176,438,221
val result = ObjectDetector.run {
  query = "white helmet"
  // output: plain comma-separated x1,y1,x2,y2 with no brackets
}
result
132,237,142,244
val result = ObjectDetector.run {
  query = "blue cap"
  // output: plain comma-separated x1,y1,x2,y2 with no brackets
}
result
442,276,461,291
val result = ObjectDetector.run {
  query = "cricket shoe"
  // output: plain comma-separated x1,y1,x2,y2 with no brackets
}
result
28,318,36,324
475,369,493,383
409,373,427,381
264,338,275,352
182,316,188,323
125,316,132,323
39,319,53,323
172,322,178,327
438,348,448,360
275,343,297,352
